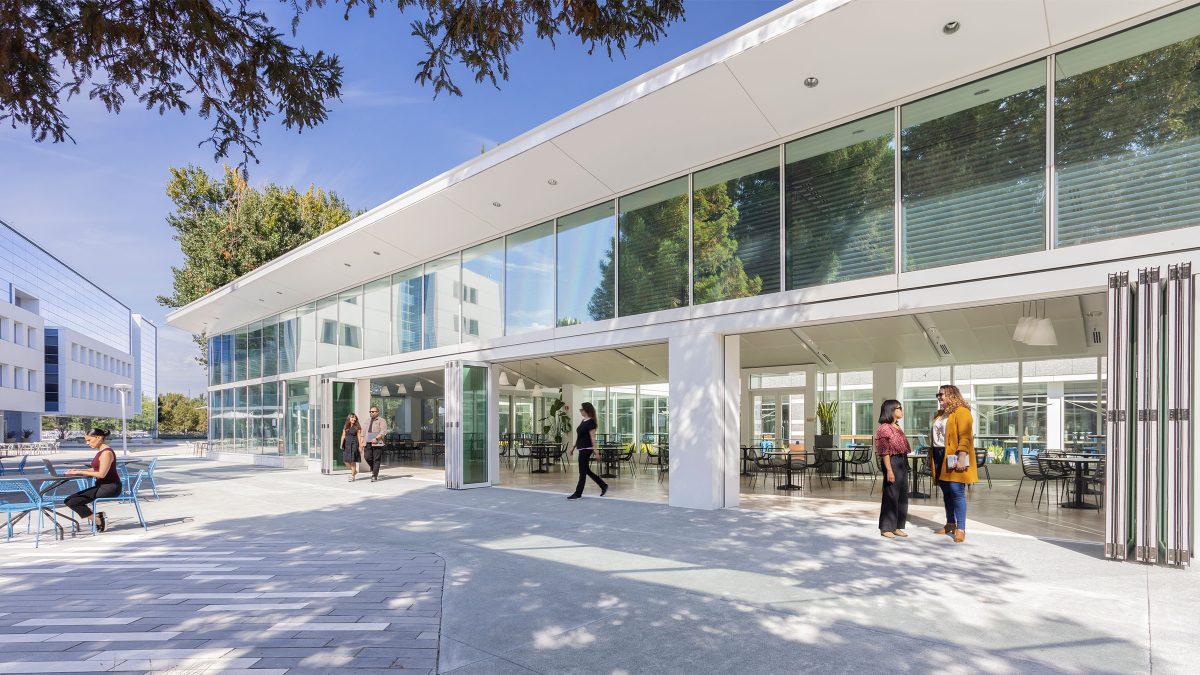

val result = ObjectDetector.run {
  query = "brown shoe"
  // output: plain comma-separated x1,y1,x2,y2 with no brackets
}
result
893,529,908,538
953,529,966,543
881,531,896,538
934,524,956,535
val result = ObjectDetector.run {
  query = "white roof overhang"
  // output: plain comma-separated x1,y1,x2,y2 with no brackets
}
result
167,0,1189,335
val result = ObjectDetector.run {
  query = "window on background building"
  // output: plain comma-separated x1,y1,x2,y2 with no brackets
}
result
424,253,461,348
247,320,263,379
362,277,391,360
618,178,689,316
692,148,780,303
26,326,36,349
71,343,78,361
0,317,8,341
506,221,554,335
316,295,338,367
461,239,504,341
836,370,875,444
392,266,423,353
610,386,636,445
28,370,36,391
296,303,317,371
786,111,895,289
1056,7,1200,246
262,316,279,377
13,322,23,346
557,202,616,325
902,62,1046,271
338,287,364,363
71,379,78,397
234,326,248,381
13,366,24,390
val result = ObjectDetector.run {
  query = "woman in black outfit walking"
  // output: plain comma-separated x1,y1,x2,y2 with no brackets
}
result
567,402,608,500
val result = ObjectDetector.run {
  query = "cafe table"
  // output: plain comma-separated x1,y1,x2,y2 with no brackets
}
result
739,446,756,476
13,474,86,540
764,450,805,491
907,451,930,498
527,443,559,474
597,444,623,479
1049,455,1103,510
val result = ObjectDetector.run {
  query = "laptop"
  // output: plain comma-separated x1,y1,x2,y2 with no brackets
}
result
42,459,61,476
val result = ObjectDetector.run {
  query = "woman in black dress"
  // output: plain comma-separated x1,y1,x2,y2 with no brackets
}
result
64,428,122,532
340,414,365,482
567,402,608,500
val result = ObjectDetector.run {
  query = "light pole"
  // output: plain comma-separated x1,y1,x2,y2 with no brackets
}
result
115,383,133,457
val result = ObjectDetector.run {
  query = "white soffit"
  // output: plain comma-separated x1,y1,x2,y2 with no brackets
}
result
552,63,779,192
1044,0,1187,44
725,0,1051,138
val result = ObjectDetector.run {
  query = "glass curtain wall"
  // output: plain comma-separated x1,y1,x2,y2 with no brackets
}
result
338,287,364,363
393,266,423,353
692,149,780,303
262,316,279,377
618,179,689,315
297,303,317,371
424,253,461,348
316,296,338,367
902,63,1046,270
557,203,616,325
1056,7,1200,245
247,321,263,379
785,111,895,288
461,239,504,341
285,379,311,456
901,366,950,448
362,278,391,360
506,221,554,334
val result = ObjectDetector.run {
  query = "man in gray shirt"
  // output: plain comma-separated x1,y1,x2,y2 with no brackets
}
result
364,406,388,482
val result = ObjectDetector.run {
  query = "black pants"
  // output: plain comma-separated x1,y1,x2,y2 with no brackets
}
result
878,454,909,532
365,444,384,478
572,448,607,497
65,483,122,518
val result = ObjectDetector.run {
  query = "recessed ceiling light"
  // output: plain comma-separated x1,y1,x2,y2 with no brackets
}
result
803,77,819,88
943,20,960,35
547,178,558,186
492,201,502,207
973,88,991,96
852,129,865,135
275,291,283,295
258,298,264,302
372,250,381,256
344,263,352,267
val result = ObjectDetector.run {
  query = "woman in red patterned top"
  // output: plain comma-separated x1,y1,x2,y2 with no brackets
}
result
874,400,911,539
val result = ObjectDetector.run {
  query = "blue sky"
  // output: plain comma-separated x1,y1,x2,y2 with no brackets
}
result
0,0,788,395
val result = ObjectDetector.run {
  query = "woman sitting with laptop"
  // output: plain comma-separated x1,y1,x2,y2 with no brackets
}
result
64,428,122,532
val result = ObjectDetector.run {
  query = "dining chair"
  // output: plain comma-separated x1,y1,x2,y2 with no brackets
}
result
1,478,46,546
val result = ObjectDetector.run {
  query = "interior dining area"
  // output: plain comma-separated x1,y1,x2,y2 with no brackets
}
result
364,369,448,479
486,293,1109,542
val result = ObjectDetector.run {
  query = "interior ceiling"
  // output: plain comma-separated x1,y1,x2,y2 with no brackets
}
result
739,294,1107,370
371,370,445,397
497,344,670,390
167,0,1181,335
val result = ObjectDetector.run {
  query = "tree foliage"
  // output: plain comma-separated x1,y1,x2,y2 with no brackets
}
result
2,0,684,162
158,392,208,433
157,164,357,363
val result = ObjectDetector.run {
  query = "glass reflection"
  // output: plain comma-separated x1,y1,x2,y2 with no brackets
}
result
392,266,422,353
506,221,554,334
692,149,779,303
618,178,689,316
316,296,338,367
297,302,317,371
461,238,504,341
557,202,615,325
424,253,461,348
786,111,894,288
902,62,1046,271
1056,7,1200,246
262,317,278,377
338,287,363,363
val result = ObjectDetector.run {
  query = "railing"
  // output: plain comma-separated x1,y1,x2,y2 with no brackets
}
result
0,442,60,457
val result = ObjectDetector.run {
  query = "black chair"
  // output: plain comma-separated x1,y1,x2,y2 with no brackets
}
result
847,448,873,482
1036,456,1070,509
657,446,670,483
1015,454,1047,505
975,449,992,489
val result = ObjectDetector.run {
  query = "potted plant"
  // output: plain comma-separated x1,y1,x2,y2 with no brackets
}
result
814,400,838,450
539,392,573,447
22,430,34,441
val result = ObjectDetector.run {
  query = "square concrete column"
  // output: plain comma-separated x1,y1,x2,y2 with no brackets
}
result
668,333,739,509
872,362,903,411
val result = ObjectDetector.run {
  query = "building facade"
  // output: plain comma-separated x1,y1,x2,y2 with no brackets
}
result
170,0,1198,561
0,219,158,438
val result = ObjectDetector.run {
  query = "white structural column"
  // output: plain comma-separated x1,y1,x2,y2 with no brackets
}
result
668,332,738,510
723,336,741,507
1046,381,1065,451
872,363,903,410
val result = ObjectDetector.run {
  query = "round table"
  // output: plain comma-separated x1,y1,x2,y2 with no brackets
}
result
907,452,930,498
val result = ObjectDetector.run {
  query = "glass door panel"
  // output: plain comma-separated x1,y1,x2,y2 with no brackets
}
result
463,365,489,485
285,379,311,457
330,380,356,469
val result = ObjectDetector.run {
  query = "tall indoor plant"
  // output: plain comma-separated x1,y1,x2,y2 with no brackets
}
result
540,392,574,447
814,400,838,450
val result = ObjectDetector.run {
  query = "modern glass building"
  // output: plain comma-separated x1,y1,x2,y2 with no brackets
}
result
0,218,158,438
169,0,1198,559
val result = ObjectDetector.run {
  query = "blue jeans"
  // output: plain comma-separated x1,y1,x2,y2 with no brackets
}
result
941,480,967,529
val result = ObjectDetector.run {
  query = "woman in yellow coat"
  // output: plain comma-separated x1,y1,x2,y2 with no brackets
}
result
931,385,976,543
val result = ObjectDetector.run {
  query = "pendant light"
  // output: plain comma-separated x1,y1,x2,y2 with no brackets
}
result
380,385,391,397
498,371,511,387
1012,302,1034,343
396,383,407,395
1025,300,1058,346
515,377,526,391
414,380,424,393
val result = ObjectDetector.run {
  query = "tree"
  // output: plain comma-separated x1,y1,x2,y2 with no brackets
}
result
159,393,208,433
156,165,357,364
2,0,685,163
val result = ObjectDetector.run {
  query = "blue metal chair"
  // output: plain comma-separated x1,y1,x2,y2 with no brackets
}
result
0,478,45,546
15,456,27,474
144,458,160,499
90,470,148,532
